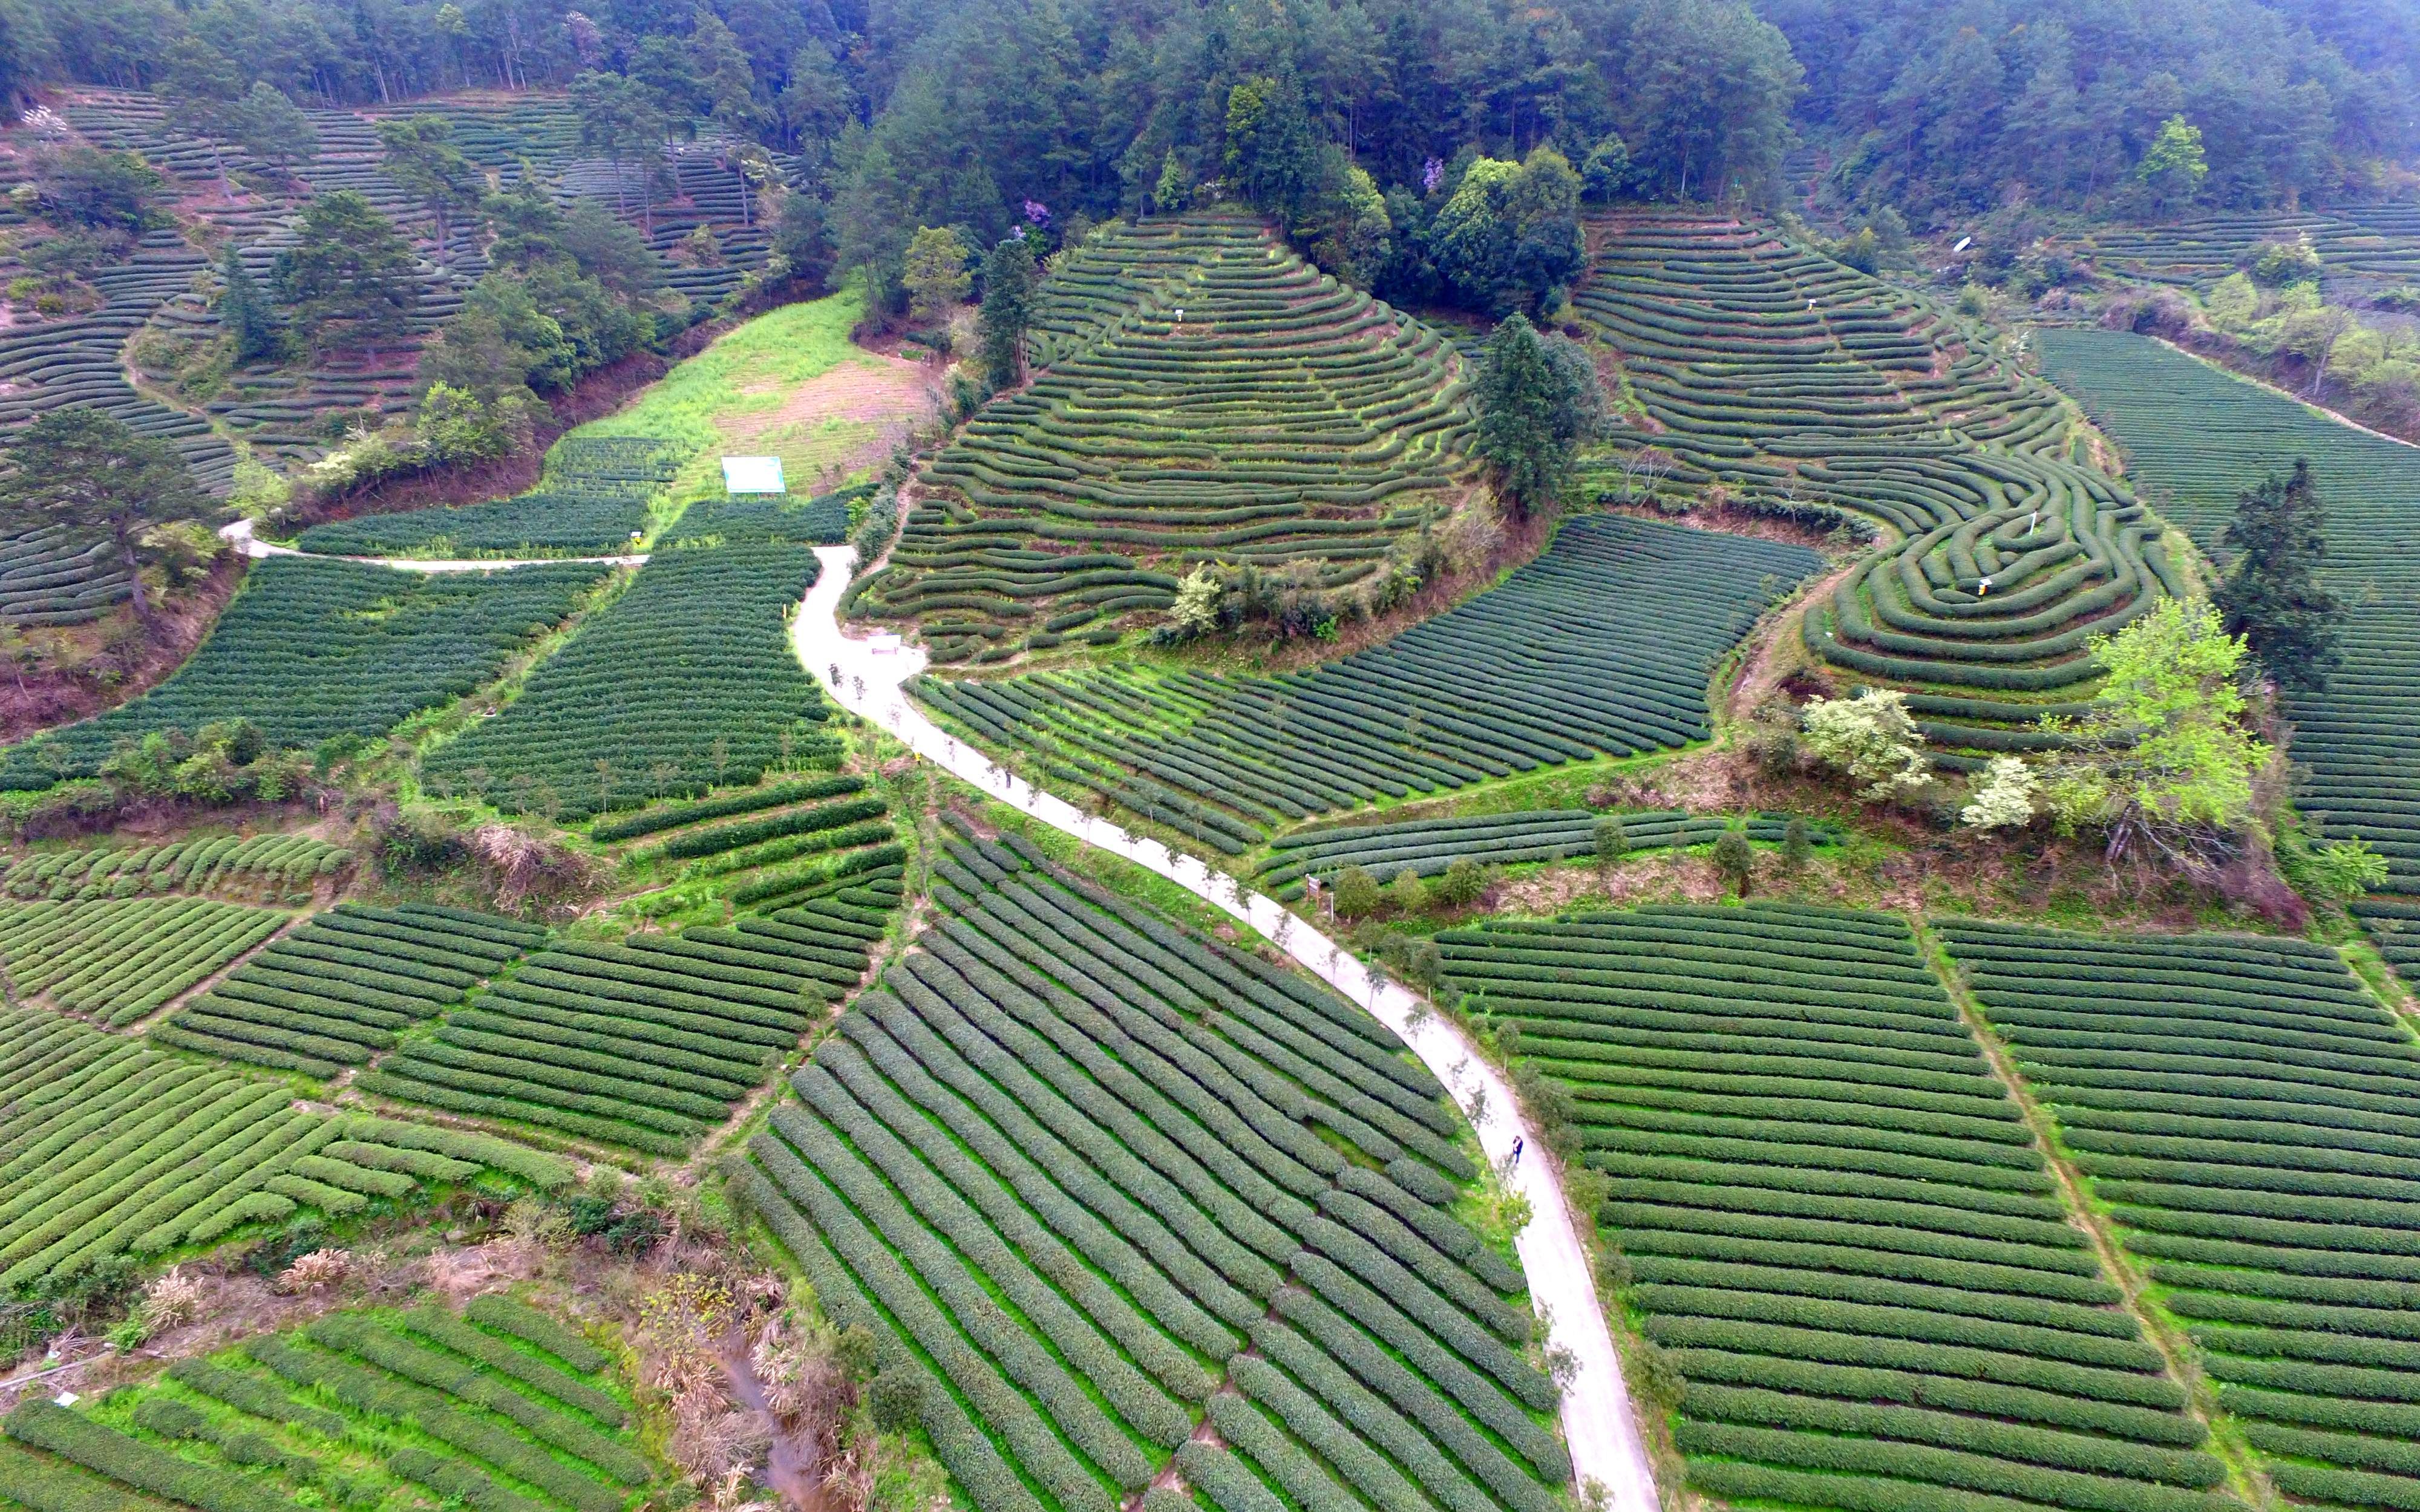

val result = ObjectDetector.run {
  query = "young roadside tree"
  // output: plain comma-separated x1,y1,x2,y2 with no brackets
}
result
976,232,1039,388
901,226,972,323
275,192,420,360
0,408,207,628
1473,313,1607,519
1166,564,1223,638
2134,115,2208,213
2215,460,2343,694
1593,815,1629,872
1781,816,1814,870
2042,598,2269,873
218,247,278,363
377,116,483,270
1712,830,1755,897
1800,688,1932,802
1960,757,2040,830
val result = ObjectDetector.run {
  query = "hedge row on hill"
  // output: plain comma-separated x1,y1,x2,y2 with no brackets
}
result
1437,902,2229,1512
1255,809,1837,894
0,526,133,626
0,559,606,790
0,1295,649,1512
2035,328,2420,901
1944,919,2420,1512
160,903,544,1077
296,437,689,558
862,210,1473,652
917,515,1819,850
0,1004,566,1288
0,898,287,1028
422,544,839,821
0,835,352,904
739,830,1561,1512
1574,215,2177,760
360,887,900,1153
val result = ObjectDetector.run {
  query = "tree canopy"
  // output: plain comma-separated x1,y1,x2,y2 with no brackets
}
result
1471,312,1607,518
2214,459,2344,696
0,408,207,624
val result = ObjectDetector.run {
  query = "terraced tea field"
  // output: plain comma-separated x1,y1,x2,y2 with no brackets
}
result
1436,904,2231,1512
296,438,688,558
157,903,544,1078
1943,921,2420,1512
2080,203,2420,292
914,514,1818,851
2032,329,2420,907
1,1295,653,1512
739,833,1570,1512
0,1003,565,1288
1254,810,1833,897
421,544,837,821
0,898,286,1027
361,890,898,1154
1576,215,2186,758
859,210,1471,657
0,558,606,790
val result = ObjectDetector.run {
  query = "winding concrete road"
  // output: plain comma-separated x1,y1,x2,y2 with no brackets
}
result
790,543,1658,1511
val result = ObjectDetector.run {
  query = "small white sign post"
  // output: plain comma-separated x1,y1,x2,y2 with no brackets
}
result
721,455,786,494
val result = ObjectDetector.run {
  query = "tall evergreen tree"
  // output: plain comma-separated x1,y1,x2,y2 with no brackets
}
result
219,246,277,363
1472,313,1606,519
2215,459,2344,694
976,232,1038,389
273,191,420,359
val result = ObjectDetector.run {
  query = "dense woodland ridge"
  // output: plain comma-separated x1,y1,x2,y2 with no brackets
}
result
8,11,2420,1512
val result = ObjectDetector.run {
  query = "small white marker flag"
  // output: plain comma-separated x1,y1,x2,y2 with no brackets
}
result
721,456,786,494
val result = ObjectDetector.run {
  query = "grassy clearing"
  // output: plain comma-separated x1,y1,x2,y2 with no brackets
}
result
569,281,878,507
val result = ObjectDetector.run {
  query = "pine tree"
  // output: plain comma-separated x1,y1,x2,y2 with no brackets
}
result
2214,458,2343,694
976,233,1038,389
219,246,277,363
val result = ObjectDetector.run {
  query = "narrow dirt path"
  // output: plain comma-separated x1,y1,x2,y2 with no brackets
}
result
787,545,1658,1512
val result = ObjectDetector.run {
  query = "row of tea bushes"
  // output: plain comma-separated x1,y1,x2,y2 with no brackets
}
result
917,515,1817,850
0,898,286,1028
739,833,1562,1512
1437,903,2233,1512
0,1003,566,1289
0,558,607,790
2035,328,2420,899
159,903,544,1077
1944,919,2420,1512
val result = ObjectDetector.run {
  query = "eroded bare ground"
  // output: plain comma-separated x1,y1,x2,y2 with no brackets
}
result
728,354,947,490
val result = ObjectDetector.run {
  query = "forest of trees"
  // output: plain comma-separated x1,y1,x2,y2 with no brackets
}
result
1,0,2413,316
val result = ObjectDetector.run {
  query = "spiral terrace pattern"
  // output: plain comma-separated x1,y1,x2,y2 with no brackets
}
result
1574,215,2191,757
858,211,1472,662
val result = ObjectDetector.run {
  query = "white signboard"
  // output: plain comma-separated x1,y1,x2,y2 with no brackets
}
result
721,455,786,494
